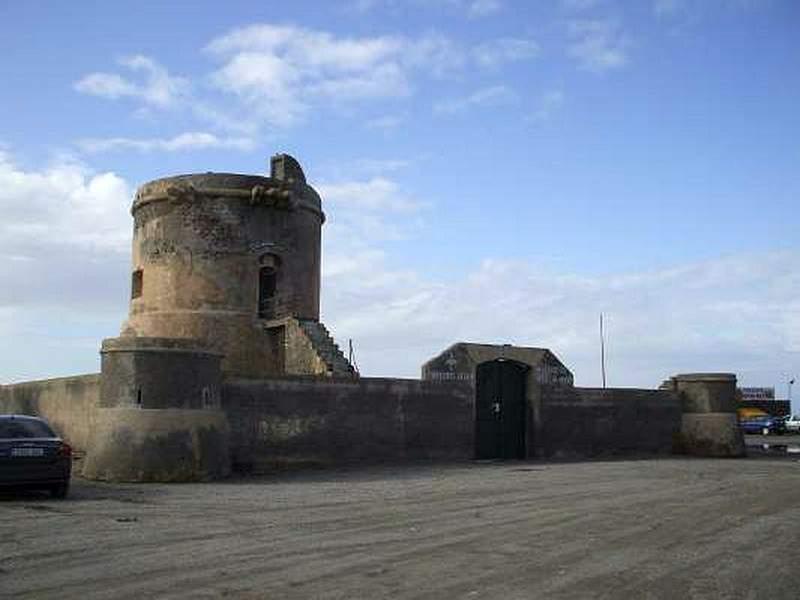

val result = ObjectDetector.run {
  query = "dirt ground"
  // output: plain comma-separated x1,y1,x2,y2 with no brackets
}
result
2,448,800,599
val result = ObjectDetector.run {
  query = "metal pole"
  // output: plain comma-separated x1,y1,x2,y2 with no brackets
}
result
600,313,607,389
348,338,359,375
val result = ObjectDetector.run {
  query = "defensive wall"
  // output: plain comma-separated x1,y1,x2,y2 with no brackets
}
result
0,153,746,482
223,377,474,470
537,386,681,458
0,374,100,455
0,374,473,477
0,365,742,481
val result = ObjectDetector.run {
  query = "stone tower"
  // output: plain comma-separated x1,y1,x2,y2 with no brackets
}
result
120,153,354,378
84,154,356,482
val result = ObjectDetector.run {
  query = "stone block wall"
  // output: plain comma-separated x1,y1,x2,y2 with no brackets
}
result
81,407,230,482
0,374,101,454
537,386,682,458
100,337,223,409
222,377,473,469
1,367,739,481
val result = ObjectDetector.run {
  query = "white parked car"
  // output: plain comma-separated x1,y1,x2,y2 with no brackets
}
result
783,415,800,433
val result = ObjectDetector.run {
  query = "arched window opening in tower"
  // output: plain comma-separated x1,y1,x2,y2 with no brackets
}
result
258,266,277,319
131,269,143,299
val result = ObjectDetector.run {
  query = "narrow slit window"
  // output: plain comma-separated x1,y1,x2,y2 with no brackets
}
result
131,269,143,299
258,266,277,319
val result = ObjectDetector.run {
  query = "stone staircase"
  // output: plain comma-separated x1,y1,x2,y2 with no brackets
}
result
297,320,358,378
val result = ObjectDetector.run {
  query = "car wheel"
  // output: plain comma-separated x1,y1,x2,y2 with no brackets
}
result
50,482,69,499
762,427,770,436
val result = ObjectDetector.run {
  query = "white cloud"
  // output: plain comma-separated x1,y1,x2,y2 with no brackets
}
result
308,62,411,100
319,177,422,213
73,73,138,99
0,149,132,357
0,151,131,255
401,33,465,75
205,25,466,126
317,176,427,268
317,173,800,389
322,248,800,387
784,304,800,353
206,25,403,70
434,85,518,114
208,26,401,124
473,38,540,68
190,102,261,136
74,56,259,138
77,132,256,153
74,55,188,108
73,25,536,137
567,19,631,72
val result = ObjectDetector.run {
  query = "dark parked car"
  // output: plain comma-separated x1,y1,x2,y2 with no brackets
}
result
739,415,786,436
0,415,72,498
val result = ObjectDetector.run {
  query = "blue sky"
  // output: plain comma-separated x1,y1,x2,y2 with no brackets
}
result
1,0,798,404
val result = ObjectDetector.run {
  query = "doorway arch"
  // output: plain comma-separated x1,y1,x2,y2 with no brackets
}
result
475,359,528,459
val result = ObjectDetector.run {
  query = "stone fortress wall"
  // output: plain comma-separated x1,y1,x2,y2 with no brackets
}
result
0,375,101,456
0,365,743,480
0,154,745,482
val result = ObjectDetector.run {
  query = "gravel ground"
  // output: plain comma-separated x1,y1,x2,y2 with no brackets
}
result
2,453,800,600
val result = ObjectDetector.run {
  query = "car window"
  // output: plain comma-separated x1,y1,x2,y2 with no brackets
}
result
0,419,55,439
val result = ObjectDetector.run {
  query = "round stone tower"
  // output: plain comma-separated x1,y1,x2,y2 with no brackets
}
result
89,154,352,482
121,154,324,377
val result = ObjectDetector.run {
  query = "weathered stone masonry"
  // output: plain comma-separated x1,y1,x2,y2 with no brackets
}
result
0,153,745,482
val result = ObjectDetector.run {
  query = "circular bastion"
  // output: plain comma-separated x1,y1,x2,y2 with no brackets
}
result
85,336,230,482
673,373,745,457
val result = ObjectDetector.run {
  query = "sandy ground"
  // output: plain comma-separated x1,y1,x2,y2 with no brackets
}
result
2,448,800,599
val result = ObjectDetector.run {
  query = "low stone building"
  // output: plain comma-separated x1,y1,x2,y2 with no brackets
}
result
0,154,745,481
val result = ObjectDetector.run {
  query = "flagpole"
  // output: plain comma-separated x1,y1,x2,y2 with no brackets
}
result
600,313,607,389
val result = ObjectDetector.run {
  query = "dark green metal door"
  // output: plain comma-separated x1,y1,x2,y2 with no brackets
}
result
475,360,527,459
